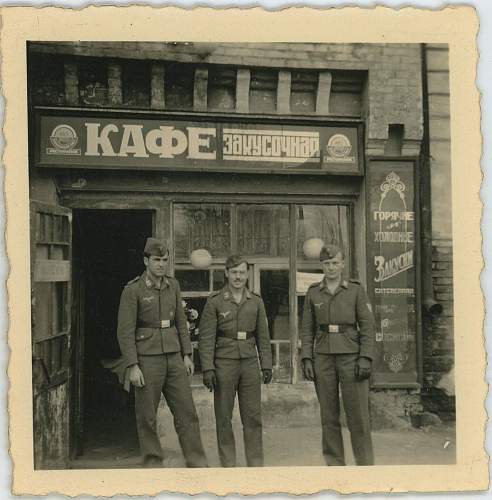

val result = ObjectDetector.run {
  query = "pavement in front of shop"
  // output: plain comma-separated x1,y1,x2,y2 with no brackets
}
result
72,384,456,469
71,422,456,469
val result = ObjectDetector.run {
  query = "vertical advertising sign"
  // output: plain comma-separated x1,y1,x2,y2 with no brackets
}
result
367,161,418,386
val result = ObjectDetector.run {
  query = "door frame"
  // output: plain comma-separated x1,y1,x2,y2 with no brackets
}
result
67,205,157,459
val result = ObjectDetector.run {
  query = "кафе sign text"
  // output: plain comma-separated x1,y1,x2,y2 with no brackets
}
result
36,112,361,174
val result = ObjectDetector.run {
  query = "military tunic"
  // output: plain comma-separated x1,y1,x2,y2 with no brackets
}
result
117,272,207,467
301,278,375,466
199,287,272,467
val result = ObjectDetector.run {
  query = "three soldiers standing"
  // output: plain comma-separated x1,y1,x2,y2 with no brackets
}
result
116,238,374,467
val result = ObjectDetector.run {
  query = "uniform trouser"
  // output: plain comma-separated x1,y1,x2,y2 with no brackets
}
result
214,357,263,467
134,353,208,467
313,352,374,466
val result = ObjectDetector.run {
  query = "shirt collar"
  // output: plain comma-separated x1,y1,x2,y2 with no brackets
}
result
319,279,348,291
223,286,251,301
144,271,169,290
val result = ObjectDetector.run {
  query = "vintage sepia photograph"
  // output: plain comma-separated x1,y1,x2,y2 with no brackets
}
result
2,5,486,496
27,40,456,470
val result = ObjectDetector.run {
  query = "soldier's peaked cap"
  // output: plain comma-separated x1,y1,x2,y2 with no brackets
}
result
319,244,344,261
144,238,168,256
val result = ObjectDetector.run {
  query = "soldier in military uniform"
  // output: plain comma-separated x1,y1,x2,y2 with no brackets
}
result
117,237,208,468
198,255,272,467
301,244,375,466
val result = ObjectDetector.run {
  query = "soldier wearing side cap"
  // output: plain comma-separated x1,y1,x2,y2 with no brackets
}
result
198,254,272,467
117,238,208,468
301,244,375,466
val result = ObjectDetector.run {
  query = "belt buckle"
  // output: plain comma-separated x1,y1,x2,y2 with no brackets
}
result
161,320,170,328
237,331,247,340
328,325,339,333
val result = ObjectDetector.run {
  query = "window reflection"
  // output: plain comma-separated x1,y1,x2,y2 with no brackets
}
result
174,203,231,261
237,204,289,257
297,205,349,264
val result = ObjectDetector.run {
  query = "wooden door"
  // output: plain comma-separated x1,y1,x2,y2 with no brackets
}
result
30,201,72,469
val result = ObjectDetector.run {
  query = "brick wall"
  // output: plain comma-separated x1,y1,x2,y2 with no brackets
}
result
29,42,423,154
423,44,454,417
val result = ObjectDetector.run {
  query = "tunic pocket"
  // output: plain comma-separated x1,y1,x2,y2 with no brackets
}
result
135,328,154,342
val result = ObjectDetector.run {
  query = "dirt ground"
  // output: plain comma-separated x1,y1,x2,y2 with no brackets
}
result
72,422,456,469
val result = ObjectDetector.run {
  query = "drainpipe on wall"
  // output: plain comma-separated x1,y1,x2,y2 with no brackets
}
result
420,43,443,316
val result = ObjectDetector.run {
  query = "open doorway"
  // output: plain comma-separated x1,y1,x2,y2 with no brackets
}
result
72,209,153,466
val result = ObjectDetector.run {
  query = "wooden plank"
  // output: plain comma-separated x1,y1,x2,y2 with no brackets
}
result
235,69,250,113
276,71,291,114
64,63,79,106
193,67,208,111
107,63,123,106
34,259,71,282
289,204,298,383
151,63,165,109
316,71,332,115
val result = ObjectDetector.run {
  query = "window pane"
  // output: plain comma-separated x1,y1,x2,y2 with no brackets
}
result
174,203,231,260
250,69,278,113
175,269,210,292
237,204,289,257
212,269,226,290
208,66,236,110
165,63,194,109
297,205,349,265
290,70,318,113
261,270,290,341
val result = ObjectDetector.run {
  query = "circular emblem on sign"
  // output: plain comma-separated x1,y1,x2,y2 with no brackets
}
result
326,134,352,158
50,124,78,150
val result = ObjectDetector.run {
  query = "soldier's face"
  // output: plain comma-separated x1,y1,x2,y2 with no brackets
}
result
225,262,248,290
144,254,169,278
322,252,345,281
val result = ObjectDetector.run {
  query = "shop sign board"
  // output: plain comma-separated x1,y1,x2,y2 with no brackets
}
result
366,161,419,387
36,112,362,174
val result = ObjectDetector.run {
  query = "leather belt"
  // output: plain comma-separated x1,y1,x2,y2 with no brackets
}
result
217,330,255,340
137,319,175,328
318,323,356,333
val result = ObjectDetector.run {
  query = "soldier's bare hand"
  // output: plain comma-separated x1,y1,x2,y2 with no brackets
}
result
262,369,272,384
355,357,372,381
129,364,145,388
183,355,195,376
203,370,217,392
302,359,315,381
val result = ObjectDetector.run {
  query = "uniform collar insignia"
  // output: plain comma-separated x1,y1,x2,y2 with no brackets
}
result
223,287,251,301
319,279,347,291
145,272,168,289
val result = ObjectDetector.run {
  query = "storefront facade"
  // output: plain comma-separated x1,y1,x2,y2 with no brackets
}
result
28,42,453,468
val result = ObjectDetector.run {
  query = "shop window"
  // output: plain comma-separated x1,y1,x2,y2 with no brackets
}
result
122,60,150,108
78,59,108,107
329,70,366,117
290,70,318,113
29,53,65,106
175,269,210,292
250,69,278,113
176,266,230,374
164,63,194,109
208,66,236,110
174,203,232,261
296,204,350,265
237,204,289,257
